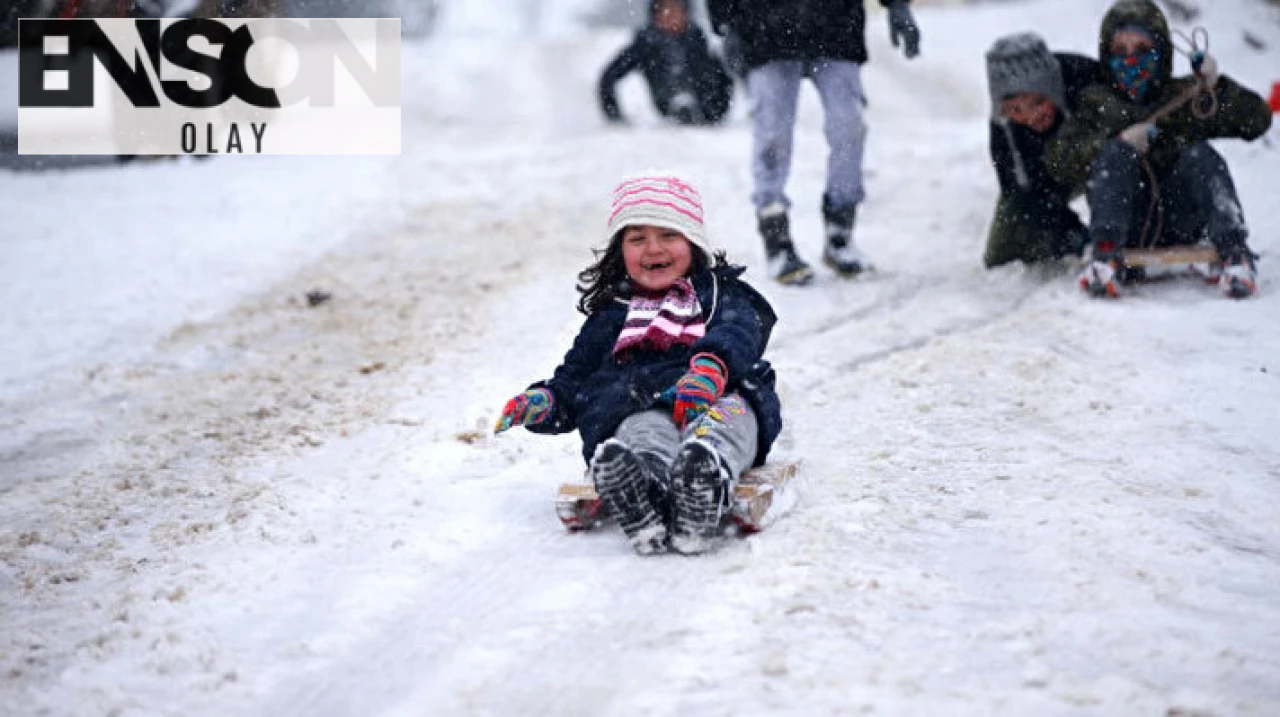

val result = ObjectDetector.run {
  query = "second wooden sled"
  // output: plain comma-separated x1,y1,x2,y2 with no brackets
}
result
1103,245,1225,291
1119,245,1221,269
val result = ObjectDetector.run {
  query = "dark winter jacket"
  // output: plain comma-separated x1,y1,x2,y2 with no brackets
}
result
1044,0,1272,190
186,0,277,18
989,53,1099,234
527,265,782,468
708,0,902,69
598,25,732,121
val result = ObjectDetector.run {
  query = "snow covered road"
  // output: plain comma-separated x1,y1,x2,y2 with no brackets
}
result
2,0,1279,714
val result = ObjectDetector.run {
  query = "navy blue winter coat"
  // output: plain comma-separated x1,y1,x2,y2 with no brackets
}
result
527,265,782,468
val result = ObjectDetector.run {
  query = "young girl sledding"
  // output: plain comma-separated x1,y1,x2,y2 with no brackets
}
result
493,174,783,556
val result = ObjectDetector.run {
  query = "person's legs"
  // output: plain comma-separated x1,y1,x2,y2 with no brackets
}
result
612,409,681,472
1159,142,1247,249
809,59,868,209
984,195,1072,268
592,410,680,554
808,59,870,275
668,395,759,555
748,62,812,284
1085,139,1149,252
1160,142,1257,297
747,61,803,211
1079,139,1153,296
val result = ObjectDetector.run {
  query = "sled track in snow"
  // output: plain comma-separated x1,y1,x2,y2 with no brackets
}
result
830,279,1043,377
779,270,1048,393
769,273,933,351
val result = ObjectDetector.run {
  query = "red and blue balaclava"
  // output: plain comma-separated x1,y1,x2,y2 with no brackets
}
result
1109,23,1160,101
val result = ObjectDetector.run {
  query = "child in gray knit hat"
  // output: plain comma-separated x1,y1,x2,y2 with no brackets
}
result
982,32,1100,269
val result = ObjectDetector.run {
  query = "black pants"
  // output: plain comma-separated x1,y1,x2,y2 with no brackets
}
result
984,193,1087,268
1086,140,1249,252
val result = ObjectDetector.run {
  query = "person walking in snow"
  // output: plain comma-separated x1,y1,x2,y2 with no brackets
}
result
598,0,734,126
982,33,1100,269
493,174,782,556
708,0,922,285
1045,0,1272,299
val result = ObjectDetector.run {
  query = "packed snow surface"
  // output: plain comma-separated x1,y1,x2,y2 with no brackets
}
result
2,0,1279,714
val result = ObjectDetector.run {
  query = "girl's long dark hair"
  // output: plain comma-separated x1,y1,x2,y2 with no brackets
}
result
576,232,728,315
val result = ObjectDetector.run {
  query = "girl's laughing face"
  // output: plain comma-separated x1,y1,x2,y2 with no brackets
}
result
621,224,694,292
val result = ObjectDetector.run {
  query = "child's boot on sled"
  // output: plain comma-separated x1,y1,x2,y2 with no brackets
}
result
590,439,669,555
821,194,870,277
1079,240,1124,298
758,203,814,286
1219,245,1259,299
668,440,734,555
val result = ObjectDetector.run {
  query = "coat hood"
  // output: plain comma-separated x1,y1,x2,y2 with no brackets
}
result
1098,0,1173,92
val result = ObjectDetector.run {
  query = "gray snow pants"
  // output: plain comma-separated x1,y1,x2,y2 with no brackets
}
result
1086,140,1249,251
613,394,759,486
747,59,868,212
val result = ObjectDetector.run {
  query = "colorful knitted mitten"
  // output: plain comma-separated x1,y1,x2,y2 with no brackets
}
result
671,353,727,427
494,388,554,433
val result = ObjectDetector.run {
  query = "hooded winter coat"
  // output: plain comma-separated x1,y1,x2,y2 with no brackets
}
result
526,265,782,468
1044,0,1272,190
708,0,903,69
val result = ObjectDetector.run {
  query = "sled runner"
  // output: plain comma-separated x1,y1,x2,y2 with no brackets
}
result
556,462,799,534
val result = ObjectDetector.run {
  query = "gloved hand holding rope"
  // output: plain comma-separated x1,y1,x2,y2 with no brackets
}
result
1159,26,1219,122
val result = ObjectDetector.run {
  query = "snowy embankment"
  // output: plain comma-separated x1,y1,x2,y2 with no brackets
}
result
2,0,1279,715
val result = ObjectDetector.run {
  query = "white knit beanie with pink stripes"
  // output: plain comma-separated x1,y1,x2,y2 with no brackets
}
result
606,173,712,257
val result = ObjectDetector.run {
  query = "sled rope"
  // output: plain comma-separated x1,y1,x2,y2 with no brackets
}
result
1138,158,1163,249
1137,27,1219,249
1157,27,1219,122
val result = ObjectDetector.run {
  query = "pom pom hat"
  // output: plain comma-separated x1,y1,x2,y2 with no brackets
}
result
985,32,1066,120
606,173,712,257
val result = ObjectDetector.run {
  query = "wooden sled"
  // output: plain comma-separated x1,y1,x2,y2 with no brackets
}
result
1120,245,1220,269
1108,245,1225,289
556,462,799,534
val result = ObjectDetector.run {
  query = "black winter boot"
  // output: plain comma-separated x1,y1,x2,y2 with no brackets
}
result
821,194,870,276
758,202,814,286
1078,239,1125,298
590,440,669,555
1219,244,1258,299
668,441,734,555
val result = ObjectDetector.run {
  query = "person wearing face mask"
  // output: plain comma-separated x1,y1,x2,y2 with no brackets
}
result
983,33,1100,269
1044,0,1272,299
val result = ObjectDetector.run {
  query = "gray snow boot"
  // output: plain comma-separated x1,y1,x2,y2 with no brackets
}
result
668,441,734,555
590,439,669,555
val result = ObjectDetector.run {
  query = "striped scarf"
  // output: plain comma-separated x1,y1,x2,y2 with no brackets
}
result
612,277,706,358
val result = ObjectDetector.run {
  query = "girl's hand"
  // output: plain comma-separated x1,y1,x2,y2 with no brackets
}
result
671,353,727,427
494,389,554,434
